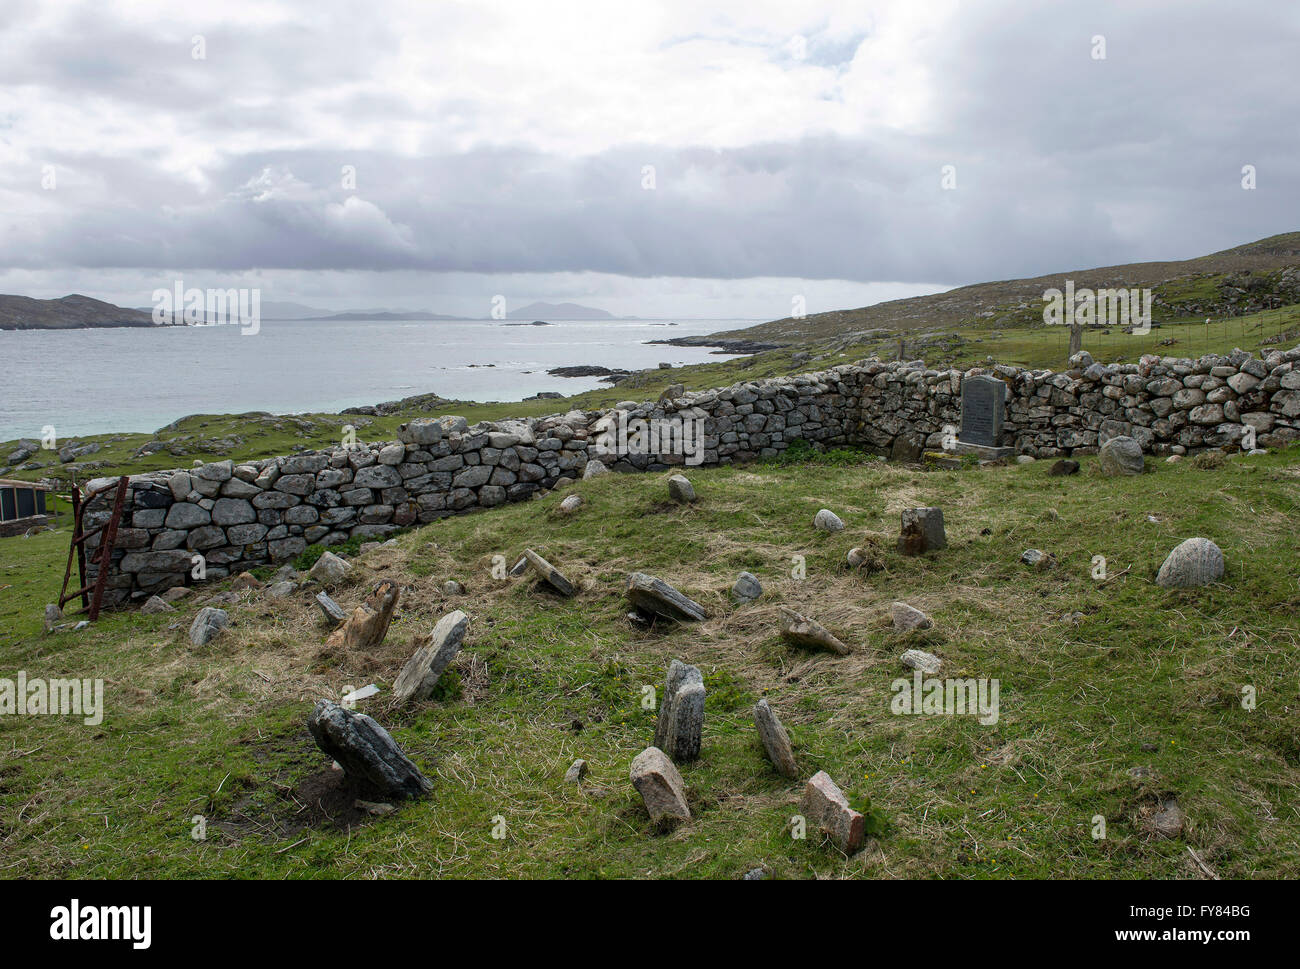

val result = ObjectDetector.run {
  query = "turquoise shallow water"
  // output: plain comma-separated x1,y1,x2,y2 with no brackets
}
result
0,317,754,440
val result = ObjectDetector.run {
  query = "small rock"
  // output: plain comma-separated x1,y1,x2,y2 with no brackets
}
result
307,699,431,799
813,509,845,532
900,649,941,674
309,551,352,586
43,603,62,632
189,607,228,646
140,595,175,615
1155,537,1225,588
582,460,609,479
731,571,762,603
1020,548,1057,569
162,586,192,602
742,868,767,880
442,580,465,596
753,698,798,778
564,759,589,785
891,601,932,632
266,581,296,598
354,799,396,816
558,494,583,514
1049,459,1080,476
1149,797,1185,839
667,474,697,503
780,607,851,655
1015,454,1036,464
230,572,262,591
799,771,864,854
629,746,691,825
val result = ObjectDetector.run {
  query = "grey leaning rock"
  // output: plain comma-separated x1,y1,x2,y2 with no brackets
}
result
1099,435,1145,476
753,698,798,778
564,759,589,785
392,609,471,704
654,660,705,762
189,606,228,646
630,746,691,825
1155,537,1225,588
307,699,432,799
625,572,707,622
780,606,851,655
315,591,347,627
522,548,576,597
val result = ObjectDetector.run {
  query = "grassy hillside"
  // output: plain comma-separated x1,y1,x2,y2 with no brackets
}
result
711,232,1300,345
2,446,1298,878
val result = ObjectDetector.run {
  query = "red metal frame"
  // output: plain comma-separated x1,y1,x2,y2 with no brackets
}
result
58,475,130,621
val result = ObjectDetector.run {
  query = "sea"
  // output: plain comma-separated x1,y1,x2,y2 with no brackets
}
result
0,318,758,441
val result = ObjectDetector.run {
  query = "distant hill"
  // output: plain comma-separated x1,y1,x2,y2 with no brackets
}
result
0,294,157,331
710,231,1300,345
508,301,623,320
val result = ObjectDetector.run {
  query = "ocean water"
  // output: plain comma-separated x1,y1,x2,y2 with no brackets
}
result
0,318,757,441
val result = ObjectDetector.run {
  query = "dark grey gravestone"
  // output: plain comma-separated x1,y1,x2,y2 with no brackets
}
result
958,375,1006,448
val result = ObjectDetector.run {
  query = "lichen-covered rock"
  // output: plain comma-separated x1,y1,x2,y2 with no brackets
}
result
731,571,762,603
625,573,707,621
667,474,696,503
1155,537,1225,588
392,609,471,704
891,601,932,632
630,747,690,824
307,699,432,798
814,509,844,532
1099,435,1145,475
188,607,228,646
654,660,705,762
753,698,798,778
799,771,864,854
309,550,352,586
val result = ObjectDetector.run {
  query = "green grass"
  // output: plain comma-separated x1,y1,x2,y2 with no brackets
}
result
2,446,1299,879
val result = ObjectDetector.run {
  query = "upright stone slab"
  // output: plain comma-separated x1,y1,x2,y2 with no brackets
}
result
753,699,798,778
958,374,1006,448
654,660,705,761
392,609,471,704
899,507,946,555
800,771,865,854
630,746,691,824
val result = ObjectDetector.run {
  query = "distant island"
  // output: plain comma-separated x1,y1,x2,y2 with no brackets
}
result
0,293,637,330
0,294,159,331
507,301,635,320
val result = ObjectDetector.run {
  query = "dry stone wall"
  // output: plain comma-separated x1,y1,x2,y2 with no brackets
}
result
85,344,1300,606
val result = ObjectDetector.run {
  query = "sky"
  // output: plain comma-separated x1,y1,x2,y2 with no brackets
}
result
1,0,1297,319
